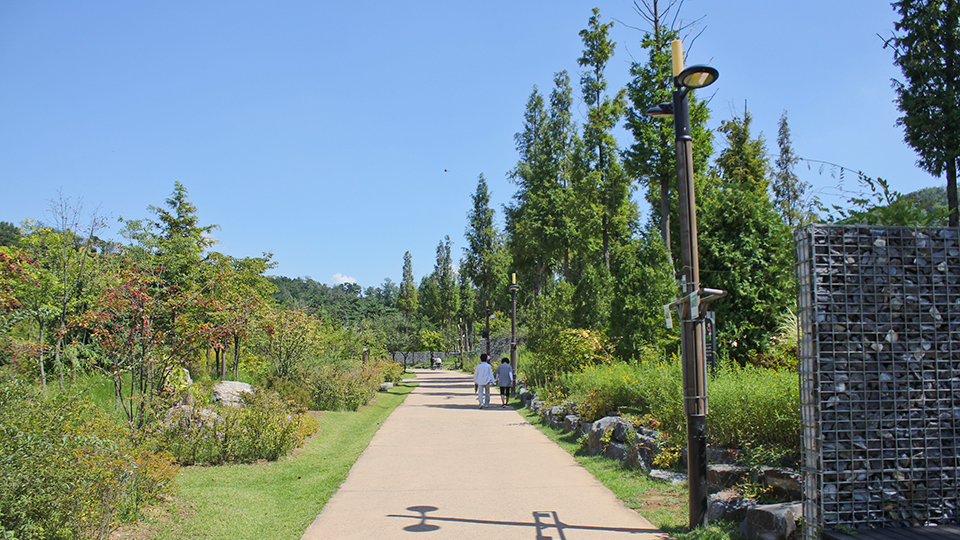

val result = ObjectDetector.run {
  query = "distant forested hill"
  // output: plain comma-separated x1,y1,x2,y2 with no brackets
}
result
269,276,398,326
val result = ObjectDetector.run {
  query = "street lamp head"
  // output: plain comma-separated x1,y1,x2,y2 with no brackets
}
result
675,65,719,90
646,102,674,118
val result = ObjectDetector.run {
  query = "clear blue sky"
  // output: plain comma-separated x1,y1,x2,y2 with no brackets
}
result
0,1,939,289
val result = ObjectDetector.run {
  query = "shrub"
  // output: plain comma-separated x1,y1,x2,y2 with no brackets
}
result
530,353,800,453
707,363,800,451
307,362,381,412
376,358,404,385
524,328,614,388
555,357,685,435
0,377,177,540
265,376,313,410
154,387,318,465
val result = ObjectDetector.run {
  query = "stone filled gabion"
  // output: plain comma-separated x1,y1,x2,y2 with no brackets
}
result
796,226,960,538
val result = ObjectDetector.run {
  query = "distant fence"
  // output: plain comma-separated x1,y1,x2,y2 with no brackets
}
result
390,337,527,366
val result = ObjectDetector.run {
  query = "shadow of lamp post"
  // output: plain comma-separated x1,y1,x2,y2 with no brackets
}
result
646,39,725,530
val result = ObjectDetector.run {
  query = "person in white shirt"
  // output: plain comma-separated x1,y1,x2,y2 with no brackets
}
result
495,357,514,408
473,354,495,408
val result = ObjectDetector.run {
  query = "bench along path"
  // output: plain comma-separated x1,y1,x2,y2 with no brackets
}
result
300,369,667,540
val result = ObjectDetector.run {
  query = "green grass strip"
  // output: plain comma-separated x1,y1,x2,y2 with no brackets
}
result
152,378,417,540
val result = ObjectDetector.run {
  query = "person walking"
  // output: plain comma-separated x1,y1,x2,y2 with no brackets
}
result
495,357,514,408
473,354,495,408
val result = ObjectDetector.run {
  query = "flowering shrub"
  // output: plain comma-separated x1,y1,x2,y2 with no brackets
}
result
155,387,318,465
0,377,178,540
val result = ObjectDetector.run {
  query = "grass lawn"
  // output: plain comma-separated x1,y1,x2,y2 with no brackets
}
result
135,377,417,540
517,406,741,540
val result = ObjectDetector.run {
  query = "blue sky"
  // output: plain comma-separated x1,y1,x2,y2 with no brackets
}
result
0,1,940,289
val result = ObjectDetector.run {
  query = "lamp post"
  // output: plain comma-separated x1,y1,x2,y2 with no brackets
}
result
509,273,519,380
646,40,723,530
485,300,491,358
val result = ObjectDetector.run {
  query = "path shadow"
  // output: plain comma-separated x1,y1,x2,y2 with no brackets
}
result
389,505,661,538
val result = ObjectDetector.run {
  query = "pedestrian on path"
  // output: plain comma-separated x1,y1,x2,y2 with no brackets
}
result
496,357,514,408
473,354,495,408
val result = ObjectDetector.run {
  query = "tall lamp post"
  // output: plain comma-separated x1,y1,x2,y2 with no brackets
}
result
646,40,725,530
485,300,491,358
508,273,519,381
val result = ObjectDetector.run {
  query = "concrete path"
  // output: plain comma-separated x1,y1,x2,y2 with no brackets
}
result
301,369,668,540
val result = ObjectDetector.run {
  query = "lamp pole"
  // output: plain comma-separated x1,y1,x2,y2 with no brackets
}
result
646,40,721,530
509,273,519,381
485,300,491,358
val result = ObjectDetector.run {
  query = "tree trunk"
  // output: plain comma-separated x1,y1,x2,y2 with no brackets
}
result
949,156,958,228
660,173,675,268
38,322,47,391
535,257,543,297
234,334,241,380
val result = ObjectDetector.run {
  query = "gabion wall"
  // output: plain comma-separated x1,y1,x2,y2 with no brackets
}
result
796,226,960,537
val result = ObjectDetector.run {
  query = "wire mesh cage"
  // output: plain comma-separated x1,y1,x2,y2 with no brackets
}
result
795,226,960,539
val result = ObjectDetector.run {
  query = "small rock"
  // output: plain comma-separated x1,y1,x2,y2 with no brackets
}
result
379,382,394,391
763,468,802,501
708,489,757,523
708,463,750,492
563,414,580,433
587,417,633,456
649,469,688,485
604,442,627,461
625,444,650,470
740,502,802,540
212,381,253,407
706,447,740,464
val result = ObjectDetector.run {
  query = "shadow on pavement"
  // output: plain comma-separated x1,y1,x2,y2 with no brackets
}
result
389,505,661,538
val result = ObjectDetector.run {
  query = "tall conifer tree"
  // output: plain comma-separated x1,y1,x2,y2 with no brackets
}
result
887,0,960,226
577,8,634,271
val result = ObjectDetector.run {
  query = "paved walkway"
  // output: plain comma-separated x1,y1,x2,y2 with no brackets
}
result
301,369,668,540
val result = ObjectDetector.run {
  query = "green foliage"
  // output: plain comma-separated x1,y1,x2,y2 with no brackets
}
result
462,174,512,316
707,363,800,451
623,6,713,263
418,236,461,333
269,275,398,326
265,376,313,411
416,328,445,351
0,377,178,540
0,222,20,248
577,8,634,270
571,261,612,330
823,173,949,226
523,327,614,388
155,387,317,465
537,355,800,452
506,72,576,294
396,251,419,317
609,231,679,358
772,112,816,229
698,112,795,364
304,359,395,411
887,0,960,225
378,358,404,384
